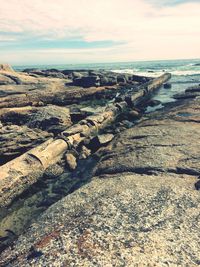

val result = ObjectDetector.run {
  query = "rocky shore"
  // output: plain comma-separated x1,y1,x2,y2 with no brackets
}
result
0,64,199,266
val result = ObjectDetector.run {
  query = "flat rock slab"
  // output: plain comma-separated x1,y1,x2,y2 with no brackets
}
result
0,173,199,266
95,99,200,176
0,105,72,134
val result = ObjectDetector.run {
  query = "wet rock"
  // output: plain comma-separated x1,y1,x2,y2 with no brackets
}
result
163,83,172,89
121,120,134,128
65,153,77,171
147,99,161,107
70,107,92,123
185,85,200,93
194,180,200,190
173,91,200,100
117,75,127,84
132,74,151,83
128,109,140,120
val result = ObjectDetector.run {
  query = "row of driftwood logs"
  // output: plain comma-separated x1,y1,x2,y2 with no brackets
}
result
0,73,171,208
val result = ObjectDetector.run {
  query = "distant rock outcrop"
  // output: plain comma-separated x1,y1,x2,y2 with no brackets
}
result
0,63,14,72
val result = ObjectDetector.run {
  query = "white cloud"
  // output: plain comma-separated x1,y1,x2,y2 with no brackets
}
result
0,0,199,63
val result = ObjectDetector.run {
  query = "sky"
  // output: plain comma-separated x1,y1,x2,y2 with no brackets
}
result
0,0,199,65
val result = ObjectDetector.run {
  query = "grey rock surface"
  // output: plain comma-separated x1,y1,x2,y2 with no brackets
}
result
0,99,200,266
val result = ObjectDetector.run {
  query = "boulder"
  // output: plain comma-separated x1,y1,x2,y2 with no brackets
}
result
128,109,140,120
163,83,172,89
73,76,100,88
147,99,162,107
100,76,117,86
132,74,151,83
88,134,114,152
117,75,127,84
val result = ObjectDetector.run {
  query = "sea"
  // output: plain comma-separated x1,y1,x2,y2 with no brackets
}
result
14,58,200,110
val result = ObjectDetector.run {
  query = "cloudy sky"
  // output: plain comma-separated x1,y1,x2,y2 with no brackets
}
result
0,0,199,65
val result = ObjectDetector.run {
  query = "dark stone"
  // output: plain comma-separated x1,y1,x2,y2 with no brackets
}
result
194,180,200,190
70,108,92,123
89,71,103,77
173,92,200,100
185,86,200,93
100,76,117,86
73,76,100,88
88,134,114,152
132,75,150,83
27,249,43,260
23,68,38,73
164,83,172,89
147,100,162,107
117,75,127,84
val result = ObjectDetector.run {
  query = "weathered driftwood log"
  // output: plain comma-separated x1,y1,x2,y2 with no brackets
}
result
124,73,171,106
0,124,52,165
0,139,68,208
0,105,121,208
0,73,171,208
